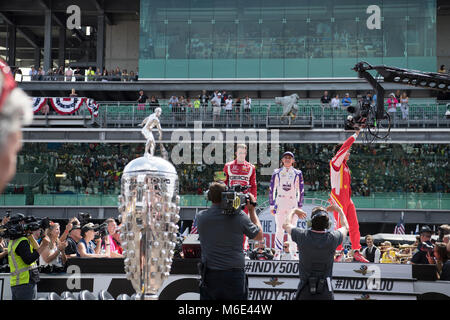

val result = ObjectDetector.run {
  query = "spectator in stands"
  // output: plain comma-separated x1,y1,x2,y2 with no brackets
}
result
380,241,397,263
411,226,434,265
149,95,160,113
114,67,122,81
168,95,178,113
103,218,123,257
112,225,123,255
65,66,73,81
64,218,82,258
193,96,201,115
74,67,83,81
38,222,68,272
37,67,44,81
341,93,351,108
361,234,381,263
438,65,446,74
101,68,109,81
56,66,64,81
243,95,252,122
330,94,340,109
95,68,102,81
14,67,23,82
29,66,38,81
320,91,331,108
86,67,95,81
201,90,209,108
129,70,136,82
69,88,78,97
121,69,129,81
249,240,274,260
279,241,298,260
225,95,233,121
137,89,148,111
212,92,222,122
386,93,398,122
399,92,409,120
234,97,241,121
427,242,450,280
77,223,111,258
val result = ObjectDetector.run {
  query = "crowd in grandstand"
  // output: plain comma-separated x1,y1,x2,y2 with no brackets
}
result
10,143,449,198
14,66,138,82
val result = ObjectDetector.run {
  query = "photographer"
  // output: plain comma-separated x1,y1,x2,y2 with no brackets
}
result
64,218,82,258
197,182,263,300
249,240,274,261
77,223,111,258
6,218,50,300
103,218,123,257
410,226,435,265
283,202,349,300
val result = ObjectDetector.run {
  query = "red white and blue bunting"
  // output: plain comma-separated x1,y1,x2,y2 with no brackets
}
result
49,97,85,115
32,97,99,117
85,98,99,117
32,97,48,113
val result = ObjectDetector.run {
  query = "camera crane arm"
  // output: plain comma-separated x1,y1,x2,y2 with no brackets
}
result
353,61,450,119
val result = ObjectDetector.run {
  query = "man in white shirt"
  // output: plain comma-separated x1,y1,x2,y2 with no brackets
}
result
243,96,252,122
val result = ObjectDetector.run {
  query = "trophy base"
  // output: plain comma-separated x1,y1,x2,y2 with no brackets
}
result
136,293,159,300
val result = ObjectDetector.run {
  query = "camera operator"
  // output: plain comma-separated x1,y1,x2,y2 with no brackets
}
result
102,218,124,257
410,226,435,265
77,223,111,258
283,202,349,300
6,217,50,300
197,182,263,300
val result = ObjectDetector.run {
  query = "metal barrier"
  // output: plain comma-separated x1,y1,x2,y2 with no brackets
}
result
96,101,450,128
2,192,450,209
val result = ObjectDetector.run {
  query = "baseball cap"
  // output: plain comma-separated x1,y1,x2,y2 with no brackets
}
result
281,151,295,158
70,224,81,232
81,222,96,233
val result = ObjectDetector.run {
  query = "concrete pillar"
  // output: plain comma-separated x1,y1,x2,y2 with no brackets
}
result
43,8,53,72
6,24,16,66
34,48,41,69
97,14,105,72
58,26,66,68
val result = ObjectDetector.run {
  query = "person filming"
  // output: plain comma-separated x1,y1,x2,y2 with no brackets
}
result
196,182,263,300
283,202,349,300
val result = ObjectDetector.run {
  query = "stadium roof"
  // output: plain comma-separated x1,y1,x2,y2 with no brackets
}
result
0,0,139,67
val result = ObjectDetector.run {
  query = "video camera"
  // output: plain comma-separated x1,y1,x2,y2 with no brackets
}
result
345,98,371,130
94,222,108,240
221,185,257,215
77,212,91,226
0,214,51,240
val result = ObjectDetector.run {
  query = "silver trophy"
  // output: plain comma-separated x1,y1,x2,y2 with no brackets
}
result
118,110,179,300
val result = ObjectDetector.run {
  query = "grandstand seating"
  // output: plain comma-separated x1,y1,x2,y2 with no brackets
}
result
93,98,450,128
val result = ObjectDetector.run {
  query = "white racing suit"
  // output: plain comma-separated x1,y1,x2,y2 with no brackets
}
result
269,167,304,257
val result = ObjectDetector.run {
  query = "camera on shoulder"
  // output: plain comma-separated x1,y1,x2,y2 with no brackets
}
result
206,182,257,215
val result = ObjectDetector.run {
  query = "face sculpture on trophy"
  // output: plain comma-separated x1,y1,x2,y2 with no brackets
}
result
119,114,180,300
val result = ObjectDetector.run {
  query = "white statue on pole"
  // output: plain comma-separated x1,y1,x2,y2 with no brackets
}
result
139,107,167,158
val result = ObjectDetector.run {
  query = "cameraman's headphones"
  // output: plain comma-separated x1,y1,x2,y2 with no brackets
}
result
306,210,332,230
